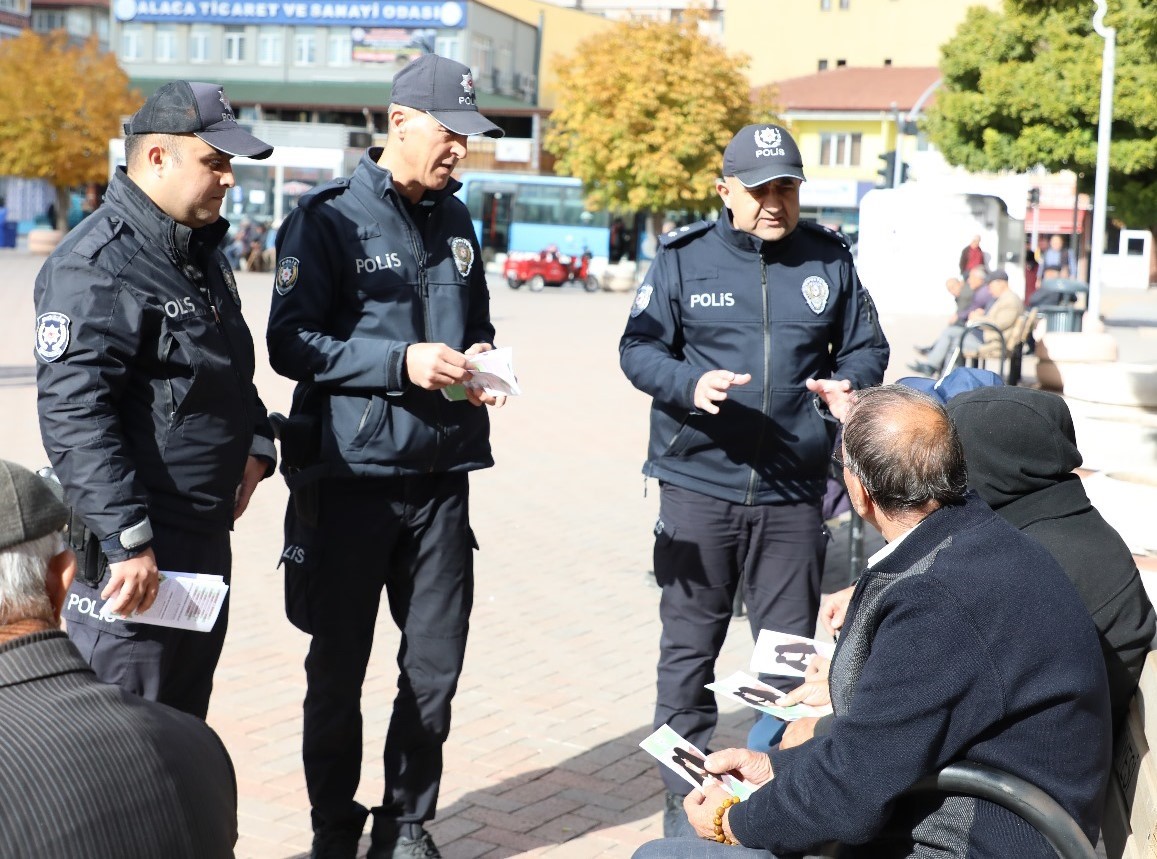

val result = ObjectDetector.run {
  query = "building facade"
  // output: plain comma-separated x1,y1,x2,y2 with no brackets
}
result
31,0,108,47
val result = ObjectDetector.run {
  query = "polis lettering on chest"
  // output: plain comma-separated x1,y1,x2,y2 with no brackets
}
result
355,253,402,274
164,296,196,318
689,292,735,308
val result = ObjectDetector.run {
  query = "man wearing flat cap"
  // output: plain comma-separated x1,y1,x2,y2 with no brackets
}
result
620,123,889,835
34,81,276,719
0,460,238,858
267,54,505,859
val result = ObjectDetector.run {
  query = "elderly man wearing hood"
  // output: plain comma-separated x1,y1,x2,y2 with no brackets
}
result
946,386,1155,729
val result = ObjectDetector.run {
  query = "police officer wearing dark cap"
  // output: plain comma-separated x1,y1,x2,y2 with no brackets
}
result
620,123,889,834
34,80,276,720
267,54,504,859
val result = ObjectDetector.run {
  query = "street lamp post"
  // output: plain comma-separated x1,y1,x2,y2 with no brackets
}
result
1088,0,1115,328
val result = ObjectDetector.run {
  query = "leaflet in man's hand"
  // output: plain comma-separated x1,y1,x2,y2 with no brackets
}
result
442,346,521,400
639,725,757,800
750,630,835,678
707,670,832,722
119,571,229,632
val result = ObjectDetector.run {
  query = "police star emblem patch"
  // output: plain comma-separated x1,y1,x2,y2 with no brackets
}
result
275,256,300,296
801,276,830,315
450,238,474,277
220,262,241,306
630,283,654,318
35,312,70,362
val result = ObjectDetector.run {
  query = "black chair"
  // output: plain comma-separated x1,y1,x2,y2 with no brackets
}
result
902,761,1098,859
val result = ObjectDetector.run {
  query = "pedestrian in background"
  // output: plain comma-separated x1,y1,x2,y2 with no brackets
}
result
619,122,889,836
267,54,505,859
34,80,276,719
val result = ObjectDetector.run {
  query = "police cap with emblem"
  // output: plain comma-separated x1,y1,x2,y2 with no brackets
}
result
722,123,806,188
391,54,504,139
0,460,68,552
124,81,274,160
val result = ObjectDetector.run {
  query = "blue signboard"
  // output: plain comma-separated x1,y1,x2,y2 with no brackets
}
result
113,0,466,27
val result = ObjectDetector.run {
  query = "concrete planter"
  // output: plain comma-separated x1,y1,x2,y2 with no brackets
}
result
27,228,63,255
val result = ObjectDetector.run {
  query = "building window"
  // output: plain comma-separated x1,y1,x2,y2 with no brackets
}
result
471,35,492,82
155,25,176,61
224,26,246,63
817,59,828,71
31,10,67,30
295,32,316,65
190,29,211,63
258,29,282,65
327,31,350,66
819,132,863,167
121,24,142,61
820,0,831,9
840,0,850,7
434,34,460,61
836,58,847,67
883,58,892,66
67,8,91,36
96,15,108,41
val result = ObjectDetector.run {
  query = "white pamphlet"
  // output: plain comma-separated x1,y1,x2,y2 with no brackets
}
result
119,570,229,633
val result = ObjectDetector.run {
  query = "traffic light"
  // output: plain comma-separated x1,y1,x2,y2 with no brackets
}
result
877,151,897,188
876,150,910,188
1029,187,1041,206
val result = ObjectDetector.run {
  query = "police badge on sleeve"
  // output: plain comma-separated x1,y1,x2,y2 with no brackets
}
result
35,312,71,362
801,276,830,315
630,283,654,318
275,256,300,296
450,237,474,277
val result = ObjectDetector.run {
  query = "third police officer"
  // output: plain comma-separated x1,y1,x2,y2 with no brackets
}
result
619,123,889,835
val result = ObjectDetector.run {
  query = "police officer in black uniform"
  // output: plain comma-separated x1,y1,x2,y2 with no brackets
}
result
34,81,276,719
620,123,889,834
267,55,504,859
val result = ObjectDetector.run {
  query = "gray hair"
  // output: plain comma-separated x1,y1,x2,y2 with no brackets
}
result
843,385,968,517
0,531,66,625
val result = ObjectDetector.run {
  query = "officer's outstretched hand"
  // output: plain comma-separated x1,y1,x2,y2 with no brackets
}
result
464,342,507,409
406,343,472,390
806,377,855,422
103,548,160,617
695,370,752,415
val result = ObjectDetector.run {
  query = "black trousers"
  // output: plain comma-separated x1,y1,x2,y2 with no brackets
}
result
288,473,474,835
653,483,826,794
64,526,232,720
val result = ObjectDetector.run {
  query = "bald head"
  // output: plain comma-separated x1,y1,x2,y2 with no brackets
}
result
843,385,968,518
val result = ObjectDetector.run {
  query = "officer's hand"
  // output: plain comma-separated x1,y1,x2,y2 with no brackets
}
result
234,455,267,520
406,343,471,390
103,548,160,616
806,378,855,422
463,343,507,409
695,370,752,415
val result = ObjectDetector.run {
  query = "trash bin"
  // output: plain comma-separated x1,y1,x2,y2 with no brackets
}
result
1032,278,1088,333
0,222,15,248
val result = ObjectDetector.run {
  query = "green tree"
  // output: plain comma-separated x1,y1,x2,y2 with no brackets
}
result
0,32,140,231
543,13,765,231
923,0,1157,239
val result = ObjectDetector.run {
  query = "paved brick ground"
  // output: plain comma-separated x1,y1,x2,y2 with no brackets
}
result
1,245,1150,859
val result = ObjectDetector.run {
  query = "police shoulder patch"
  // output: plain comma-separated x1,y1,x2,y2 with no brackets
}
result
275,257,300,296
658,220,712,248
299,178,350,209
630,283,654,318
35,312,71,362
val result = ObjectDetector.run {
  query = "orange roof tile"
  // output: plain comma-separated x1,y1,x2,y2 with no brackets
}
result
768,66,942,113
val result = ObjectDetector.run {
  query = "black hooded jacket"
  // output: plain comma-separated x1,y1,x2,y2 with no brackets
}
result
947,386,1155,728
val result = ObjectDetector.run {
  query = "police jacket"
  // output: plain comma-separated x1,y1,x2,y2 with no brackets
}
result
35,168,275,563
620,213,889,505
267,149,495,479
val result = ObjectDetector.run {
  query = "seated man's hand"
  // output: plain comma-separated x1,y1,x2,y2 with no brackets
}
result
684,781,736,840
776,676,831,709
820,586,855,635
703,747,774,787
780,716,820,750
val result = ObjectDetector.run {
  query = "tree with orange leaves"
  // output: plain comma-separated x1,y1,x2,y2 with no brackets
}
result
0,32,140,231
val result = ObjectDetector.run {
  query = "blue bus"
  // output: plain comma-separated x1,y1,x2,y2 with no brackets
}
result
454,172,611,259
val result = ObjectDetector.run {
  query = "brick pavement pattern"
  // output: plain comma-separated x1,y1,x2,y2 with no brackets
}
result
0,248,951,858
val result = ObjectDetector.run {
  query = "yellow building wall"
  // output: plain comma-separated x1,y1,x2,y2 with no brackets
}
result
725,0,1001,86
786,117,897,185
476,0,613,109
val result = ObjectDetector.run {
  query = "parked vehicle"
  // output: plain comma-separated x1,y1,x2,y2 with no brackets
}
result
503,246,599,292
